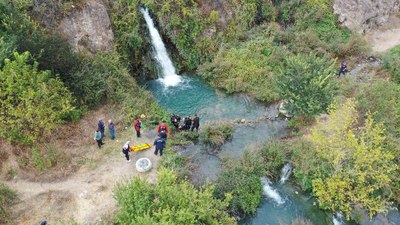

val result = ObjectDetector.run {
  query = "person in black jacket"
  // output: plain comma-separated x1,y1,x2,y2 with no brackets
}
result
154,136,166,156
191,114,200,132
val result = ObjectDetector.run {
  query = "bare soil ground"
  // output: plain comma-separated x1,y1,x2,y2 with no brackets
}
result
367,14,400,53
1,107,161,225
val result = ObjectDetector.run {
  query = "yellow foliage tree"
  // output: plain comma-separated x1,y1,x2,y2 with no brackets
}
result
308,99,397,218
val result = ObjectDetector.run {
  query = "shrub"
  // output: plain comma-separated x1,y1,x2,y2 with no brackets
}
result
114,168,236,224
260,140,290,177
356,79,400,137
199,27,279,102
215,154,263,217
275,53,338,116
0,184,17,224
308,99,397,218
383,45,400,83
200,122,234,147
0,52,76,144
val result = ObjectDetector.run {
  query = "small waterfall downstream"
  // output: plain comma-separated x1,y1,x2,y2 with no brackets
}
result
140,8,181,87
280,164,292,184
333,212,345,225
260,177,285,205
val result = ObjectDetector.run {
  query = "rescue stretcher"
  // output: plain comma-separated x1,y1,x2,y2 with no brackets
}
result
129,143,152,152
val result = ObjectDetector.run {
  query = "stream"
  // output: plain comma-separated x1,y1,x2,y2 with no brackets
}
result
141,7,399,225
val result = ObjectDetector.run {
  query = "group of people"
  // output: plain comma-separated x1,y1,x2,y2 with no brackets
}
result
95,114,199,160
94,119,115,149
120,118,169,162
170,114,200,132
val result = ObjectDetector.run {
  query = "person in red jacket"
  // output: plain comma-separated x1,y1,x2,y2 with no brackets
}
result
157,120,169,138
133,117,142,138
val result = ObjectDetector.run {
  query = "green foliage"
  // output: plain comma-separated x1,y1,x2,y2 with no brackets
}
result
0,36,15,67
0,3,82,83
357,79,400,137
114,168,236,224
383,45,400,83
112,0,144,68
275,53,338,116
215,152,263,217
0,184,17,224
200,122,234,147
170,131,199,145
0,52,75,144
199,26,279,101
260,140,290,177
307,99,397,218
143,0,218,69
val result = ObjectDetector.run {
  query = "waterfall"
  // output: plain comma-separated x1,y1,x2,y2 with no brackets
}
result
280,163,292,184
140,8,181,87
261,177,285,205
333,212,344,225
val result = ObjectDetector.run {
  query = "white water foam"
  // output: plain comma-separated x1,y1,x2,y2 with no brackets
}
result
261,177,285,205
333,212,344,225
140,8,181,87
280,163,292,184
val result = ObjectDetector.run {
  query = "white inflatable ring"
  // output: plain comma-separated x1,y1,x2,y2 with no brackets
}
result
136,157,152,172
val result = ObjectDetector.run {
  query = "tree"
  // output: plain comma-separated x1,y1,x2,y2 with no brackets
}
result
114,168,236,225
0,52,75,144
275,53,338,116
307,99,397,218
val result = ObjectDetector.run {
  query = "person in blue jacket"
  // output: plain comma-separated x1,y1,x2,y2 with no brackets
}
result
153,136,166,156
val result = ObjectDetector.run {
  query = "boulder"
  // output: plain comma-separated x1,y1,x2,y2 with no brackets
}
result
58,0,114,53
333,0,400,33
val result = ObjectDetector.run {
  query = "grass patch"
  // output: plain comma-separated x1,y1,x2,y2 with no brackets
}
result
0,184,17,224
200,122,234,147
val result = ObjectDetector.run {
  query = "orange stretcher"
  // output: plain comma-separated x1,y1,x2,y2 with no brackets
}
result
129,143,152,152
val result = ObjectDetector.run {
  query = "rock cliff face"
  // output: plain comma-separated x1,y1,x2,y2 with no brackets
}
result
334,0,400,33
58,0,114,53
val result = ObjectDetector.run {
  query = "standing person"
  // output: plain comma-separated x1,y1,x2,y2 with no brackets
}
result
191,114,200,132
185,116,192,131
338,61,347,77
94,129,103,149
133,117,142,138
157,120,169,138
170,114,179,130
154,136,166,156
108,119,116,140
98,119,105,140
122,141,131,162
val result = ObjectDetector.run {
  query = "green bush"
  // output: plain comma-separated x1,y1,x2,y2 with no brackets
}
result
383,45,400,83
199,25,280,101
275,53,338,116
0,52,76,144
291,140,321,191
260,140,290,177
215,154,263,217
0,184,17,224
200,122,234,147
356,79,400,137
114,168,236,224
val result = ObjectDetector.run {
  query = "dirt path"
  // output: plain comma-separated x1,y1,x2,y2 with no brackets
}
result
5,128,161,225
367,15,400,53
